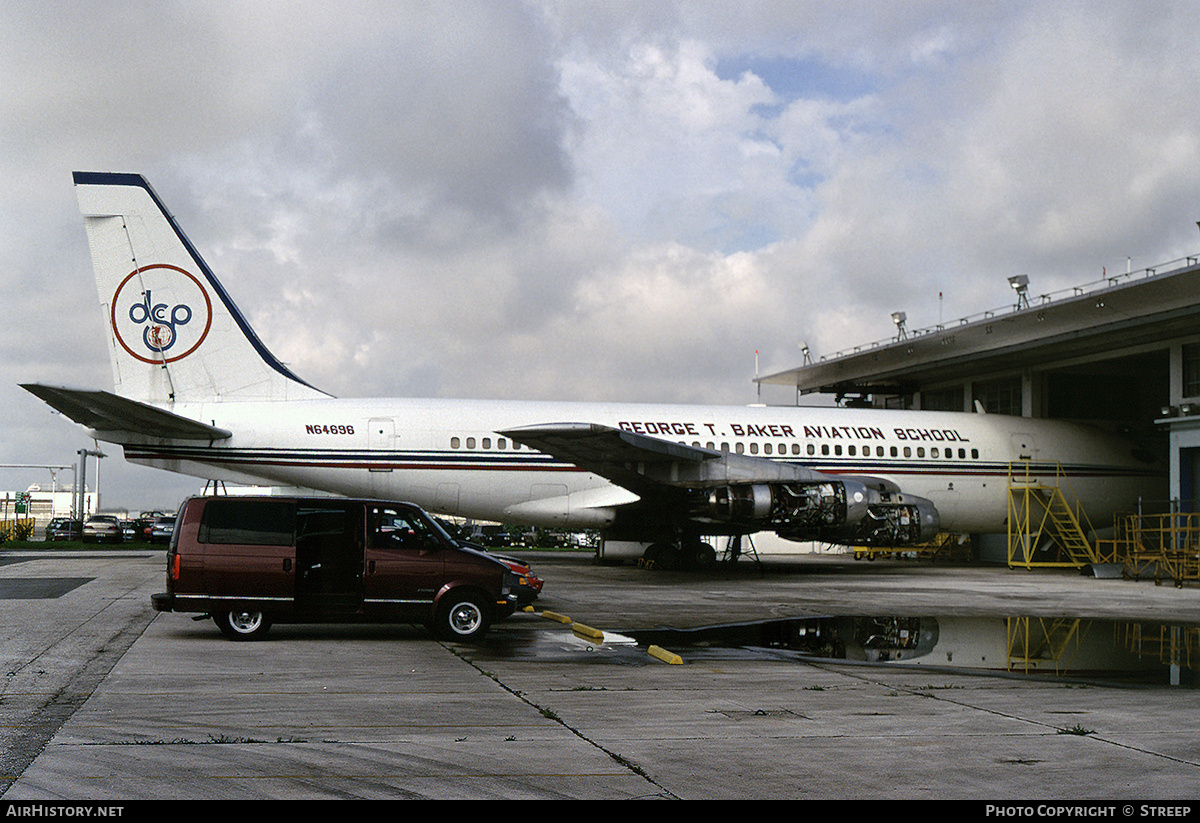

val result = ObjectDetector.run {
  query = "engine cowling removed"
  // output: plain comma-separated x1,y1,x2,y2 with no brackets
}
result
700,480,939,546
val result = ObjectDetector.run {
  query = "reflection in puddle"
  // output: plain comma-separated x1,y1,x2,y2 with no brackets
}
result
629,616,1198,685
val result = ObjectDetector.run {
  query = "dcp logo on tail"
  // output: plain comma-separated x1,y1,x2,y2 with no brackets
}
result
111,265,213,363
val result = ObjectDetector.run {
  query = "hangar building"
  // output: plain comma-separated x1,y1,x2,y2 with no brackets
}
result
755,254,1200,535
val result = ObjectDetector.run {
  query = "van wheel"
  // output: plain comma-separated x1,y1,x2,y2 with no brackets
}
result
434,593,490,641
215,610,271,640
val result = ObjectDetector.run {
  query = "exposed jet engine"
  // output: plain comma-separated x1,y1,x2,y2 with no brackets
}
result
700,479,939,546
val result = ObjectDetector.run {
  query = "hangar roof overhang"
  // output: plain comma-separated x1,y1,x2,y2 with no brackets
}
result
757,256,1200,397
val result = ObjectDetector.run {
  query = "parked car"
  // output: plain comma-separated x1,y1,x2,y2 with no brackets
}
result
151,496,521,641
83,515,123,544
150,516,176,544
455,539,543,605
47,517,81,541
129,517,156,541
490,553,544,605
471,525,514,548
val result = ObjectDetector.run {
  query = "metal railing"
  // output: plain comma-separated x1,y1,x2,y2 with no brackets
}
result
816,254,1200,364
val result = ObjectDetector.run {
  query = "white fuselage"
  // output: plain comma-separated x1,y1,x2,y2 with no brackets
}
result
117,397,1163,536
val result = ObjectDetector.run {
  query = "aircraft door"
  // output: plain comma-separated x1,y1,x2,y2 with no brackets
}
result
1010,432,1038,462
530,483,569,525
436,483,461,516
368,418,395,470
368,418,397,497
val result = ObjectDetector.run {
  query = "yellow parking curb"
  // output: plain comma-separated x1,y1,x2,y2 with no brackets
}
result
540,610,573,624
572,622,604,640
648,644,683,665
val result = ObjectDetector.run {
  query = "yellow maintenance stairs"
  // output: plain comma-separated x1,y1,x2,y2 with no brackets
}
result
1006,461,1105,569
1120,622,1200,672
1006,616,1090,675
1098,511,1200,588
1007,460,1200,586
1007,618,1199,677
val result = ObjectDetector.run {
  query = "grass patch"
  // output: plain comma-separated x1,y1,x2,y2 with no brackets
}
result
2,539,159,550
1056,724,1095,736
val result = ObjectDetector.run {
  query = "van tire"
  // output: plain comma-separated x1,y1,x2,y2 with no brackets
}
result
433,592,490,641
215,610,272,641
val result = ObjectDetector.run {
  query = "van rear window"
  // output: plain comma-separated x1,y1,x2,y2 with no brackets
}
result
198,499,296,545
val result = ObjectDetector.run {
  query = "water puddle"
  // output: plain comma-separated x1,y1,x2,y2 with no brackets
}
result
627,615,1199,685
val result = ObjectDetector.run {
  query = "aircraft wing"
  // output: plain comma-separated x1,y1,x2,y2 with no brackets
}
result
22,384,232,441
502,422,940,547
499,422,831,495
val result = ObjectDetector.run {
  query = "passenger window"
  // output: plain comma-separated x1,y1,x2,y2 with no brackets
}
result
971,449,979,459
482,438,491,449
807,444,815,456
750,443,759,454
848,445,856,456
498,439,506,450
199,499,295,546
466,437,476,449
451,437,461,449
764,443,772,455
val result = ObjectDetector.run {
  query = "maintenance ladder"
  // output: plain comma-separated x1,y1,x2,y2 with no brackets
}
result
1098,511,1200,588
1006,617,1088,675
1007,461,1100,569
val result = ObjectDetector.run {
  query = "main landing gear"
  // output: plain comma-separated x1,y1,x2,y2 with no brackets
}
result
641,537,717,571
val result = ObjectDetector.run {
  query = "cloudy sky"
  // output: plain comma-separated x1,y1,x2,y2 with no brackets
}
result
4,1,1200,511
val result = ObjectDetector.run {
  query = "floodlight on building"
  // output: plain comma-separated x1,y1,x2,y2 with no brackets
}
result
891,311,907,341
1008,275,1030,309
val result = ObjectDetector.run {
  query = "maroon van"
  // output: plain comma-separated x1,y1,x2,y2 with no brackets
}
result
151,496,519,641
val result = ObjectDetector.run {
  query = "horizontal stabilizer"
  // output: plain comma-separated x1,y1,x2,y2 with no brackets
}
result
22,384,232,441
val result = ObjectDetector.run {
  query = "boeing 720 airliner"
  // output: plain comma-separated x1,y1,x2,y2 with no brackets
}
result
22,172,1164,567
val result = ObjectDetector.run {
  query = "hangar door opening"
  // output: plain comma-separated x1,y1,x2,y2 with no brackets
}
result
1179,448,1200,513
1045,351,1167,429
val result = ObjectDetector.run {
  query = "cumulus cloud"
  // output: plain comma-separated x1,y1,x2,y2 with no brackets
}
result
4,1,1200,508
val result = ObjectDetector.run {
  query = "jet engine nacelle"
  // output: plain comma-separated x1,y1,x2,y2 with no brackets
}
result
702,480,940,547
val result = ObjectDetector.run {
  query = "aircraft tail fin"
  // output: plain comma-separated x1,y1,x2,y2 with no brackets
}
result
72,172,328,404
